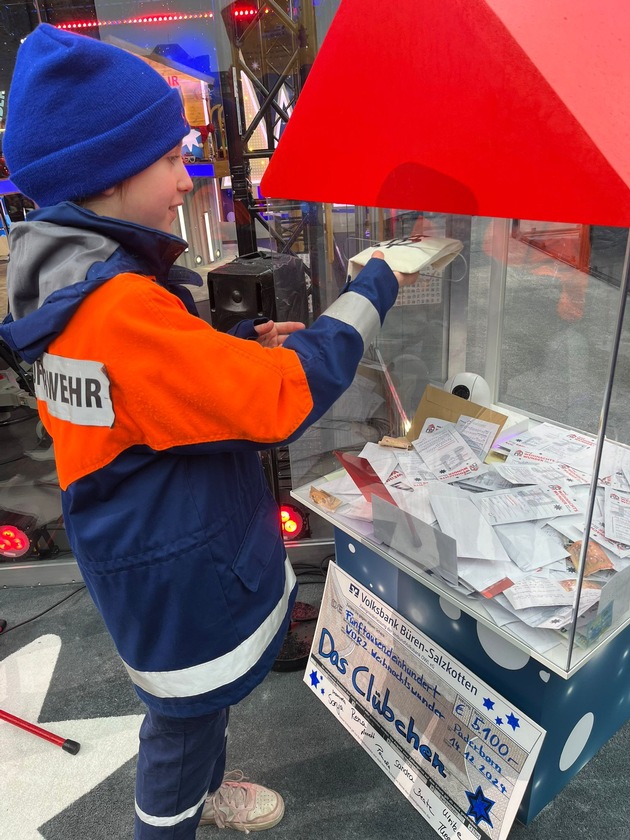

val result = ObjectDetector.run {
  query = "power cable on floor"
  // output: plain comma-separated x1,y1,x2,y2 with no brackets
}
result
0,585,86,635
291,552,334,583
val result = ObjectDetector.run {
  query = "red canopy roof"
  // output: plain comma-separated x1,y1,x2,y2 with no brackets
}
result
261,0,630,225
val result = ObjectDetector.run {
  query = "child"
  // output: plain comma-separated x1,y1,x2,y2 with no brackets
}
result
1,24,405,839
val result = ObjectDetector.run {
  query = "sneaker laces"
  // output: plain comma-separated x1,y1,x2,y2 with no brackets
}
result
208,771,255,833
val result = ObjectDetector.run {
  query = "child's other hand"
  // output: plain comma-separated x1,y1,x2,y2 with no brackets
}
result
371,249,419,286
255,319,306,347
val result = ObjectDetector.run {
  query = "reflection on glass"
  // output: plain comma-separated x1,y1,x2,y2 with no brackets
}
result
0,359,70,564
499,219,626,436
284,204,630,675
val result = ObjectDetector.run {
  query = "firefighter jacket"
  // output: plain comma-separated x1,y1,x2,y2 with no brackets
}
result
0,202,399,717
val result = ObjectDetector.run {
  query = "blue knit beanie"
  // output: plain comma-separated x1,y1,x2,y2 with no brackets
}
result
4,24,190,207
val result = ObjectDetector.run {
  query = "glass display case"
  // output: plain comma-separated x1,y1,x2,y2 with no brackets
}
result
272,201,630,680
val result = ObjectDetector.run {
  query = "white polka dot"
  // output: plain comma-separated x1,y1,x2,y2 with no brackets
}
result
439,597,461,620
477,623,531,670
559,712,594,771
406,604,425,626
348,543,356,554
539,670,551,683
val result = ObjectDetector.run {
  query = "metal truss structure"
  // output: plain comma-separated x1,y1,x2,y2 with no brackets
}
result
219,0,325,315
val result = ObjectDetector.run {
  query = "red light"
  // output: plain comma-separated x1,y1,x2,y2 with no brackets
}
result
280,505,308,540
233,7,256,18
0,525,30,558
56,12,213,29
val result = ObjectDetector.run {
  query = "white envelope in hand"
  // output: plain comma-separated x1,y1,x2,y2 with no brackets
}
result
347,236,463,280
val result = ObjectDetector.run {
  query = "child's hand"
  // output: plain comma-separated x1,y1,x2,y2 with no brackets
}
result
254,319,306,347
371,249,419,286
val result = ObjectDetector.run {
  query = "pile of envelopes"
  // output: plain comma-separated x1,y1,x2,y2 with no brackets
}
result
309,386,630,653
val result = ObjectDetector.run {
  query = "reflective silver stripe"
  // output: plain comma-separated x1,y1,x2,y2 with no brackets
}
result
123,558,297,699
135,789,207,827
322,290,381,348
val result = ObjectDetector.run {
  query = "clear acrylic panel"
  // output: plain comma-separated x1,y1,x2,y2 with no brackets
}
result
273,196,630,676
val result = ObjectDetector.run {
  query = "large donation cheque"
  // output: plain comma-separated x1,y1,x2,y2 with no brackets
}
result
305,564,545,840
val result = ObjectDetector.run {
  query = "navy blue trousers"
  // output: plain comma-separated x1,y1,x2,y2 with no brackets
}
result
134,707,229,839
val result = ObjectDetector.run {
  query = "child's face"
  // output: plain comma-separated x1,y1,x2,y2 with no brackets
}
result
107,143,193,233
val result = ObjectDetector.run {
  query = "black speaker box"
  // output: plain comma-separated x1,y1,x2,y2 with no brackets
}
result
208,251,308,333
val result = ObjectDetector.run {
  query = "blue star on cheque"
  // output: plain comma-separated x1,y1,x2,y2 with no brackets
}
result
483,697,495,711
465,786,495,828
309,670,321,689
505,712,520,731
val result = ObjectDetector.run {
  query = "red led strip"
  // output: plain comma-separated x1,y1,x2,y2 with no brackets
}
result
57,13,214,30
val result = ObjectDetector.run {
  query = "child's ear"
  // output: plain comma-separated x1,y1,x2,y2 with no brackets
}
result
101,186,117,197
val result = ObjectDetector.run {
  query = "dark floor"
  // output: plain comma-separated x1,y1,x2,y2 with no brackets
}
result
0,578,629,840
